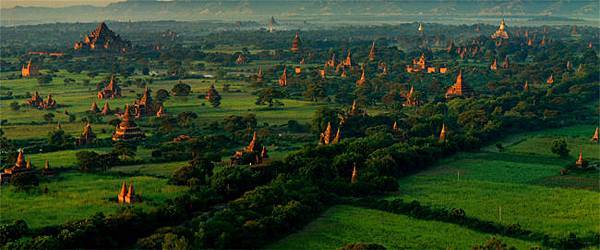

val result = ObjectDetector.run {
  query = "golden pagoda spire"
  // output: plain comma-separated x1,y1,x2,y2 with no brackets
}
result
15,149,25,168
246,132,257,152
257,66,264,82
575,150,586,168
122,104,132,121
351,164,358,184
90,101,99,113
356,66,366,86
392,121,399,131
156,105,165,117
118,181,127,203
523,81,529,92
592,127,599,143
101,102,111,115
439,123,447,142
26,158,32,169
126,182,135,203
332,127,341,144
44,160,50,170
490,59,498,70
368,41,376,61
321,122,332,145
418,22,424,33
546,74,554,84
344,49,352,66
279,67,287,87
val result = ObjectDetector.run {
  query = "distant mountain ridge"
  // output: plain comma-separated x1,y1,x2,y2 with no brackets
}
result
2,0,598,26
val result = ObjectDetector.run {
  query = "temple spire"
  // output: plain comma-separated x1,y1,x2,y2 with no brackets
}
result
279,67,287,87
368,41,376,61
15,149,25,168
351,164,358,184
592,127,599,143
439,123,447,142
246,132,257,152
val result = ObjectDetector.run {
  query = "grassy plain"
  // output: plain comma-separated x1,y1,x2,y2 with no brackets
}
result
268,205,539,249
0,172,187,229
391,125,599,236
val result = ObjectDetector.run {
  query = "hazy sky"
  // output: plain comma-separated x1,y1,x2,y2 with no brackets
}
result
1,0,125,8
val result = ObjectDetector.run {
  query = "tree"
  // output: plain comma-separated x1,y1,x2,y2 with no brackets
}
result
177,111,198,128
172,82,191,96
48,129,72,148
43,113,55,123
551,139,570,158
205,84,222,108
254,87,285,108
304,82,326,102
9,102,20,111
112,141,137,160
155,89,170,103
471,237,516,250
339,243,387,250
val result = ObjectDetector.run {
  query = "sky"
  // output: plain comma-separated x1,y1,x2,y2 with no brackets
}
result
1,0,125,8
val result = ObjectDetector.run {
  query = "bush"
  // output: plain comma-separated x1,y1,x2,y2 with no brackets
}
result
0,220,29,245
339,243,387,250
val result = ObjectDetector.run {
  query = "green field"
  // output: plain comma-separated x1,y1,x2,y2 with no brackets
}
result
268,205,539,249
109,161,188,177
392,125,599,237
0,172,187,229
27,147,154,169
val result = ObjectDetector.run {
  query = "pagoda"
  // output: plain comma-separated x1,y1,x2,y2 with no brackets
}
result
256,66,264,82
290,32,301,52
295,66,302,75
591,127,599,143
231,132,266,165
268,16,276,33
42,94,57,109
101,102,112,115
42,160,55,177
74,22,131,52
76,123,96,146
21,60,39,77
343,50,352,67
89,102,100,113
403,86,419,107
112,105,145,142
490,59,498,71
523,81,529,92
133,87,154,118
156,105,166,117
351,164,358,184
118,182,138,204
546,74,554,84
368,41,376,61
356,67,366,86
491,19,509,39
0,149,38,184
439,124,447,142
502,56,510,69
235,54,248,65
325,53,336,68
319,68,326,79
575,151,587,168
418,23,424,33
98,75,121,99
278,67,287,87
26,91,43,107
445,70,474,98
407,53,427,73
319,122,333,145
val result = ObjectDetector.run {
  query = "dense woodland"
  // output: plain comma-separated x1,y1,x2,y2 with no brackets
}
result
0,20,598,249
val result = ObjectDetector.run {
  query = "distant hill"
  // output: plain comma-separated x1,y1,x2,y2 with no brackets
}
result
2,0,598,26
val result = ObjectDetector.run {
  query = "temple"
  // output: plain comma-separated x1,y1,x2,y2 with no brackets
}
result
117,182,138,204
156,105,166,117
502,56,510,69
356,67,366,86
403,86,419,107
325,53,336,68
319,122,335,145
491,19,509,39
490,59,498,71
418,23,424,33
101,102,112,115
445,70,474,98
351,164,358,184
295,66,302,75
89,102,100,113
439,124,447,142
368,41,376,61
133,87,155,118
98,75,121,99
406,54,447,74
523,81,529,92
74,22,131,52
279,67,287,86
112,105,146,141
575,151,587,168
27,92,57,109
231,132,267,165
235,54,248,65
21,60,39,77
290,32,301,52
0,150,38,184
591,127,599,143
348,100,366,116
546,74,554,84
42,160,55,177
76,123,96,146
